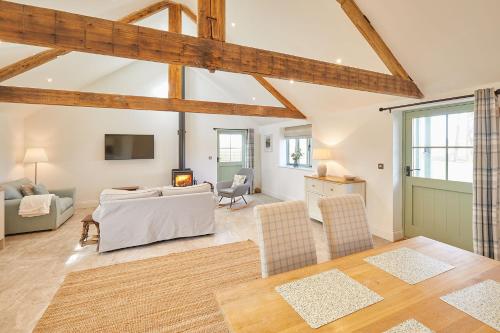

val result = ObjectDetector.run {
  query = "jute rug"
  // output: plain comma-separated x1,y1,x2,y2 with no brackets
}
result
35,241,260,333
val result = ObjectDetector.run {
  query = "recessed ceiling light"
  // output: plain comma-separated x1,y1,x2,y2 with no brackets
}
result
336,58,342,64
231,22,236,27
47,78,53,83
289,79,295,84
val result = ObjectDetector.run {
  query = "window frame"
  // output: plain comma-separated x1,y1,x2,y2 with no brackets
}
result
285,137,312,168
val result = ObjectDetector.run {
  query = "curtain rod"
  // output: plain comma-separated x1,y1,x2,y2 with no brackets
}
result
379,88,500,113
213,128,249,131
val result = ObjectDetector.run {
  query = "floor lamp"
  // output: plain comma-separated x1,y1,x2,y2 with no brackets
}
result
24,148,48,184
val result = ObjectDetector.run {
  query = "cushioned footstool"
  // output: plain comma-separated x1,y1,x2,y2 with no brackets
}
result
80,214,100,251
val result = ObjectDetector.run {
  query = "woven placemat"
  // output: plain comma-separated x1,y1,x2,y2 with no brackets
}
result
384,319,434,333
364,247,454,284
441,280,500,331
35,241,260,333
276,269,383,328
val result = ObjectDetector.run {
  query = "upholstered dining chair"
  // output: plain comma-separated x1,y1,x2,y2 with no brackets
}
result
254,200,317,278
318,194,373,260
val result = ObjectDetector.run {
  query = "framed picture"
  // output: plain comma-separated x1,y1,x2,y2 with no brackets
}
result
264,134,273,152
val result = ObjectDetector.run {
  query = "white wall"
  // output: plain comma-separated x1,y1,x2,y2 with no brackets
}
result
259,119,314,201
0,112,25,182
259,110,394,240
24,107,179,207
22,62,267,206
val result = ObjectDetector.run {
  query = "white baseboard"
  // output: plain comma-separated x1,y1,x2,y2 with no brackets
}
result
392,230,404,241
261,189,300,202
371,227,404,242
75,200,98,209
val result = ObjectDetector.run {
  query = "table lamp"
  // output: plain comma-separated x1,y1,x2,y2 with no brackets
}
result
312,148,333,177
24,148,48,184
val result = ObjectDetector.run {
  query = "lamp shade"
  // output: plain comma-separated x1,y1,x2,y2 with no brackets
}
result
23,148,48,163
312,148,333,161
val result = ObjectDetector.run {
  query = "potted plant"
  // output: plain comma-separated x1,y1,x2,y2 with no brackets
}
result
291,149,303,168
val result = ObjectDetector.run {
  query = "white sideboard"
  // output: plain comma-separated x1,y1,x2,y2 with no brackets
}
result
0,188,4,250
305,175,366,222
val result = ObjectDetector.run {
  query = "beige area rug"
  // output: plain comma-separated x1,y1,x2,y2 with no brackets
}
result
35,241,260,333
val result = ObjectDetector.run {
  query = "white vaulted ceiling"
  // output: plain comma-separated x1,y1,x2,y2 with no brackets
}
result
0,0,499,119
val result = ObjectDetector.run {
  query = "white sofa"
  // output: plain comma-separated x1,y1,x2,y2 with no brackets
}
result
92,184,215,252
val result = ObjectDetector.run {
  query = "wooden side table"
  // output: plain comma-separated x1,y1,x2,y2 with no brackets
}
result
80,214,100,251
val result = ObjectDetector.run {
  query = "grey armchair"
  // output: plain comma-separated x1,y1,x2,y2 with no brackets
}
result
216,168,254,208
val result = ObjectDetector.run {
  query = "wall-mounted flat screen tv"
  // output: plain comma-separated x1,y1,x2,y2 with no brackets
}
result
105,134,154,160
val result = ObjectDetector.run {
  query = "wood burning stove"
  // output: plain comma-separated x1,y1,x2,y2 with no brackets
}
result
172,169,193,187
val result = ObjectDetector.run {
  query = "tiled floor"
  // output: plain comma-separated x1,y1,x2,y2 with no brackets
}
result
0,194,389,332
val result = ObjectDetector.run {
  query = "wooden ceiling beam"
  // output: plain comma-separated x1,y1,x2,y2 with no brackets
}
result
198,0,225,41
0,86,305,119
252,75,302,114
337,0,412,81
0,1,422,98
168,3,183,99
0,0,184,83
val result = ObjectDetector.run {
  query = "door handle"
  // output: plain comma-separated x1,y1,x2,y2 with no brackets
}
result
405,166,420,176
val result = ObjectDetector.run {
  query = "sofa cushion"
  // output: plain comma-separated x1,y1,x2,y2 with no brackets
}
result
3,184,23,200
21,184,35,196
100,188,161,202
162,183,212,197
34,184,50,195
58,197,73,213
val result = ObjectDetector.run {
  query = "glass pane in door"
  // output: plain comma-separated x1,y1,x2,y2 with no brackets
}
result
412,115,446,147
448,112,474,147
448,148,473,182
412,148,446,180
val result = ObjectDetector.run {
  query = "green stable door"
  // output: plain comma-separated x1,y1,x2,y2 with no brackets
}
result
217,130,247,182
404,102,473,251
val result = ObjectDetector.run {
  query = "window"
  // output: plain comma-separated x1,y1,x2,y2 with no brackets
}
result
411,110,473,182
283,124,312,168
286,137,312,167
219,133,243,162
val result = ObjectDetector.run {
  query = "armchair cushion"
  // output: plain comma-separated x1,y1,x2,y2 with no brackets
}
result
231,175,246,188
218,188,235,195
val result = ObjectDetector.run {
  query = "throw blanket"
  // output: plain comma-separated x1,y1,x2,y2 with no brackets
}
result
19,194,55,217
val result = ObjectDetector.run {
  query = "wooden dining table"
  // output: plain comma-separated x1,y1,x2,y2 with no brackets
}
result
215,237,500,332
